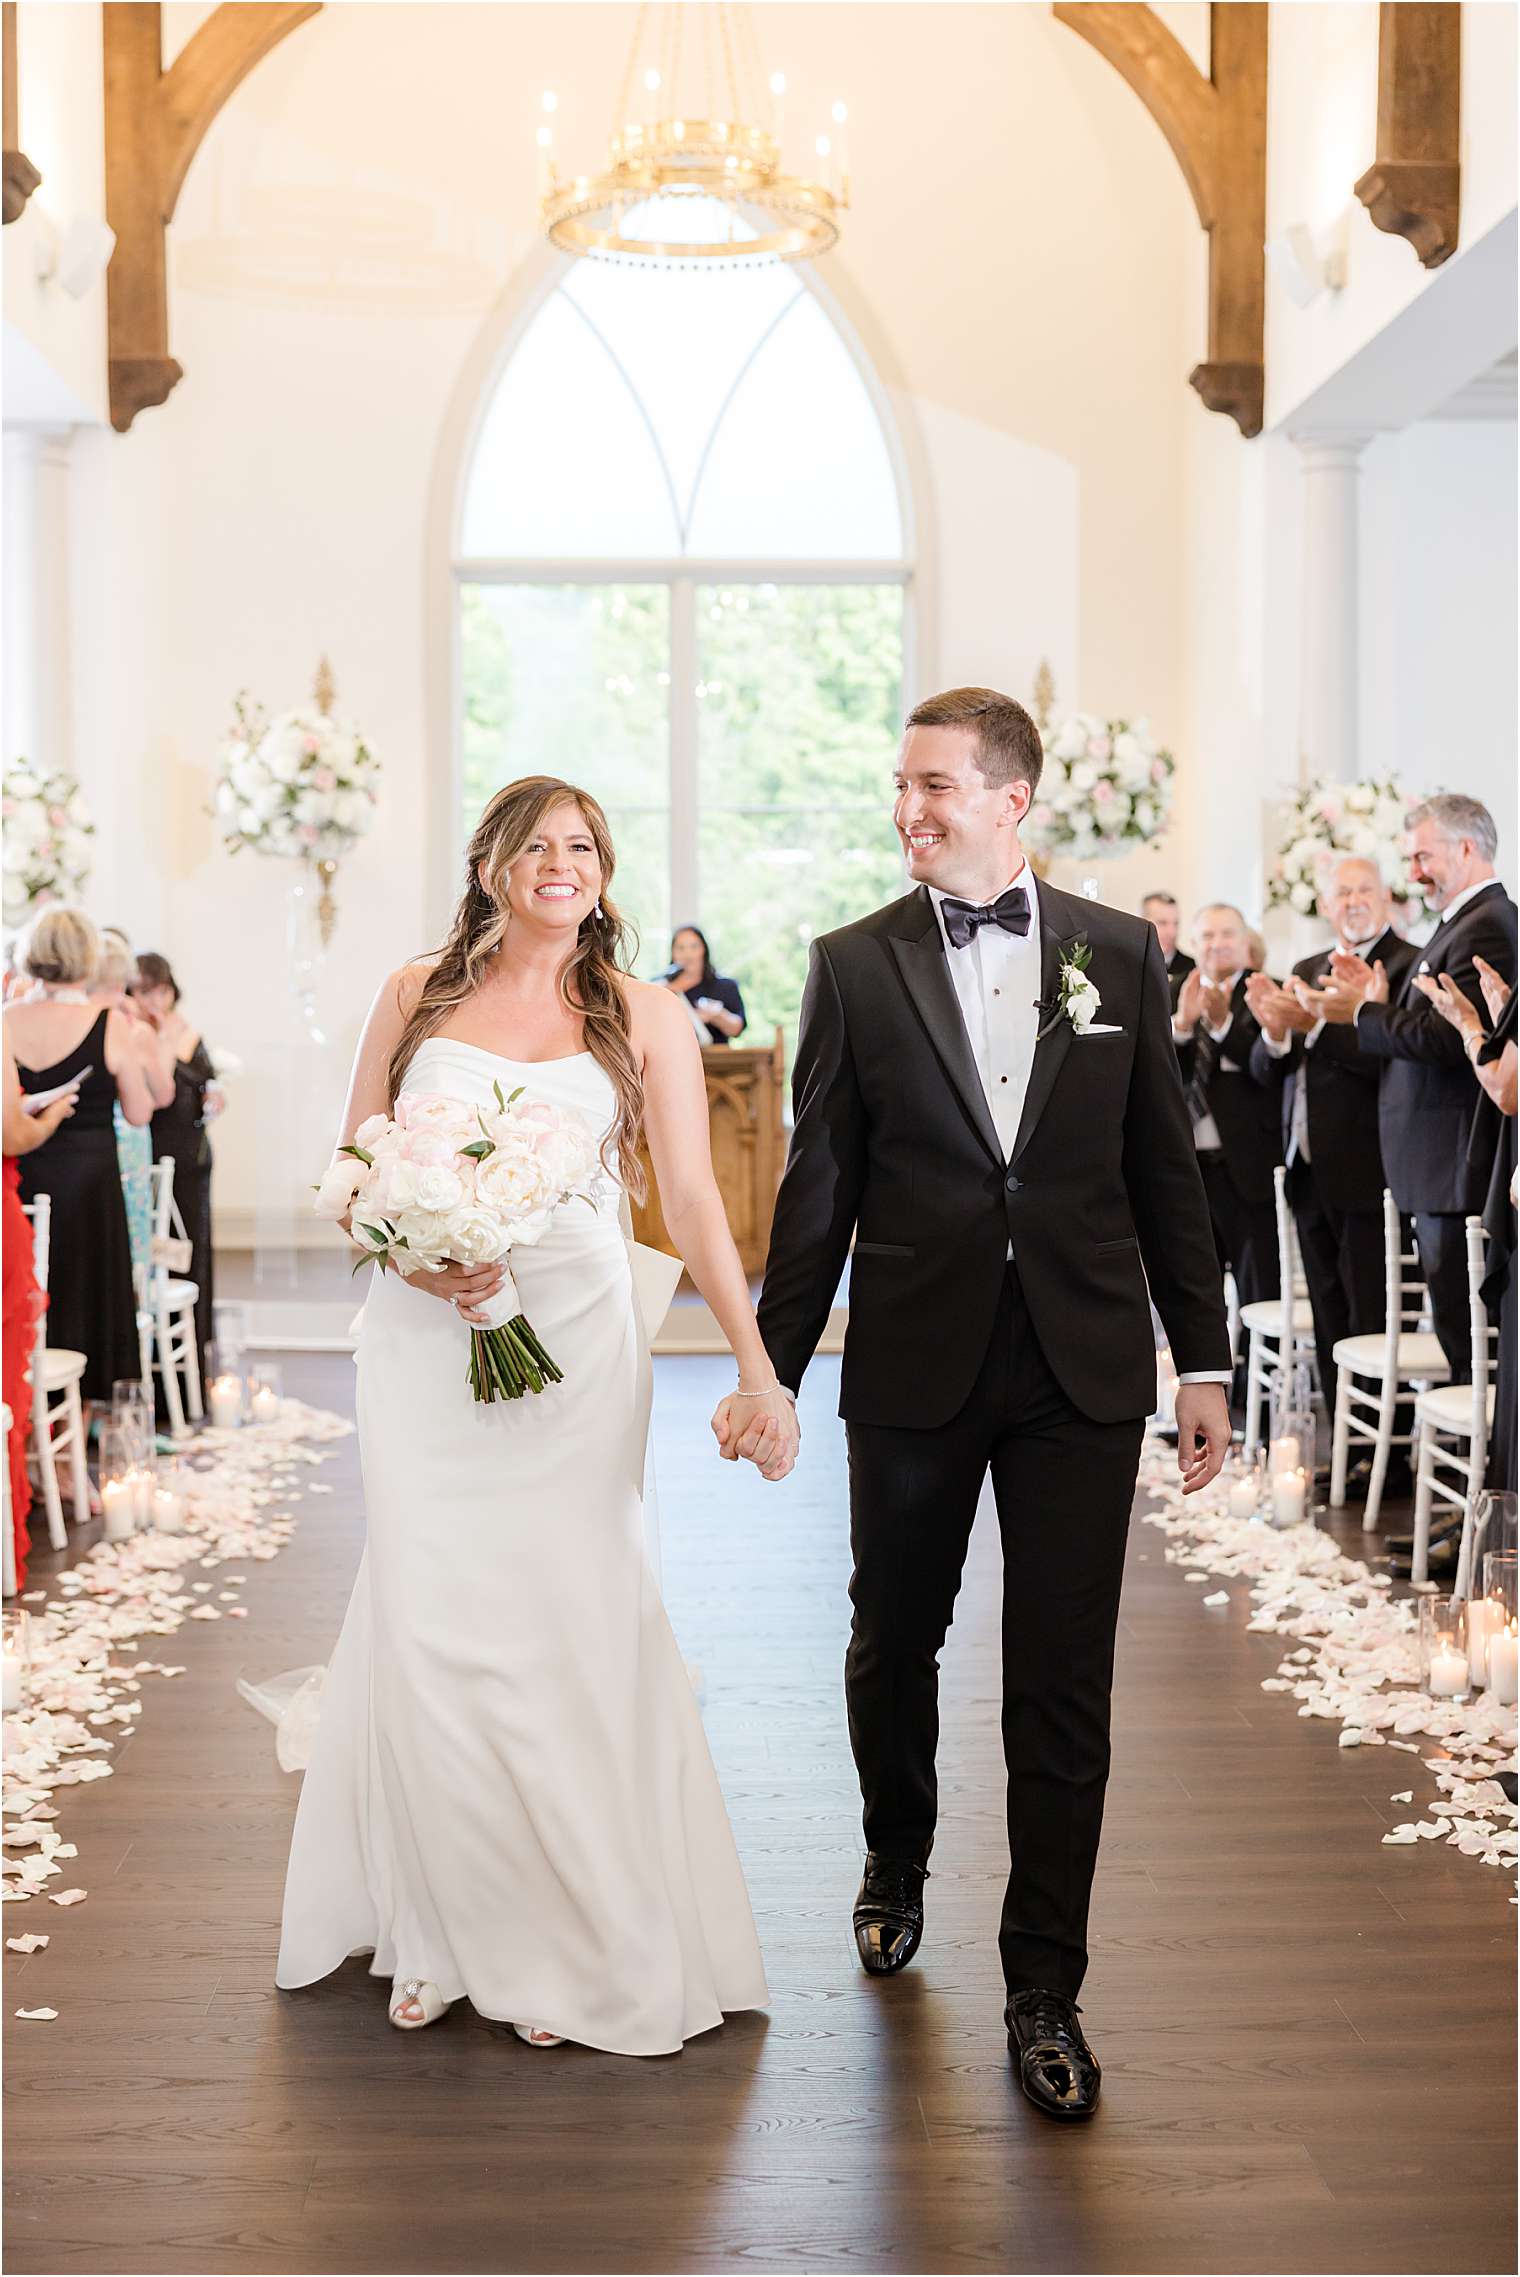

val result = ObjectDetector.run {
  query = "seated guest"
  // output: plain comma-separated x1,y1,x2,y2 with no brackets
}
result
664,926,747,1046
134,952,222,1388
1314,796,1517,1381
1173,903,1283,1403
1246,858,1416,1432
3,1029,76,1587
3,906,159,1416
1141,891,1194,1010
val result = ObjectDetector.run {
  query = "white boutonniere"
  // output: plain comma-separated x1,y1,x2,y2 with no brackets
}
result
1038,940,1103,1041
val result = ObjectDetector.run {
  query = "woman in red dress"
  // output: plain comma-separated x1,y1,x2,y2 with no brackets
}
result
2,1029,76,1590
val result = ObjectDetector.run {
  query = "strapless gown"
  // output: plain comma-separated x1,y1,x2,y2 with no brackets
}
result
275,1040,768,2054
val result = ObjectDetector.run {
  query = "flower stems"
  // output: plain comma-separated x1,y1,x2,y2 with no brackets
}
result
467,1316,565,1403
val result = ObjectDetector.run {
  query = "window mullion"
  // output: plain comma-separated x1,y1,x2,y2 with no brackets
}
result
669,577,699,925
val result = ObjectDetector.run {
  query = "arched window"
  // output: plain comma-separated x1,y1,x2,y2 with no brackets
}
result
456,259,911,1046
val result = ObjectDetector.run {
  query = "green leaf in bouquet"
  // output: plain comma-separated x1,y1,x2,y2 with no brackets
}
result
357,1223,390,1248
492,1079,507,1112
508,1086,525,1104
339,1143,374,1166
459,1139,493,1160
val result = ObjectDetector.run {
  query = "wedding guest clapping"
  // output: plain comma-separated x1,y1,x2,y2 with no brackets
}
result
134,952,221,1383
1246,858,1416,1426
4,906,155,1409
1140,892,1194,1010
1312,796,1517,1380
1172,903,1283,1400
1408,953,1516,1492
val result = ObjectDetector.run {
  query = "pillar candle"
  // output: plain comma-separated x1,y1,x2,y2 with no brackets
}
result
1488,1624,1518,1708
208,1377,242,1429
1427,1646,1470,1699
152,1488,186,1534
101,1480,136,1542
1272,1471,1306,1526
1,1646,21,1713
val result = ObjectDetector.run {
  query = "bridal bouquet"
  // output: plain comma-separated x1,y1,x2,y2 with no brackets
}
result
314,1083,602,1403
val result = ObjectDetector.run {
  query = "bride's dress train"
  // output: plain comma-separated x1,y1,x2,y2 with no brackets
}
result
275,1039,768,2055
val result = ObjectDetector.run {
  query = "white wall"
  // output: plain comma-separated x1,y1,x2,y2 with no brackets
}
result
4,0,109,428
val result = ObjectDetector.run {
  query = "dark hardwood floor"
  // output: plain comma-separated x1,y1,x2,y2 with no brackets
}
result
5,1353,1514,2276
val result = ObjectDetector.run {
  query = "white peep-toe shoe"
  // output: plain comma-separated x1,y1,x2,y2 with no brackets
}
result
512,2023,566,2048
390,1976,450,2029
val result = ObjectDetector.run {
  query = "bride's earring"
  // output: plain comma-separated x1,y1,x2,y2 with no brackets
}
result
594,900,604,922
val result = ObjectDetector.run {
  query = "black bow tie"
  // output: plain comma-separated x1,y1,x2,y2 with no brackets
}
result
941,885,1031,950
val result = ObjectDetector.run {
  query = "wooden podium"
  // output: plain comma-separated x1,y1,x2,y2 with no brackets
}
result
631,1029,787,1278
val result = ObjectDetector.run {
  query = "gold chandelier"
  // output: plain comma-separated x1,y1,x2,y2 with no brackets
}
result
538,3,849,266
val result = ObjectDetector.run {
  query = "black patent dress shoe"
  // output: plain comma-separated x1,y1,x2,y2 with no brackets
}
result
1388,1534,1459,1579
1005,1988,1101,2121
852,1854,926,1975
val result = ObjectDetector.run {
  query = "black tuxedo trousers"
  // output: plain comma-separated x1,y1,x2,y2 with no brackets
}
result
845,1260,1143,2002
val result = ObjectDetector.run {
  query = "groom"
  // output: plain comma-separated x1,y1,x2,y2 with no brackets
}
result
736,688,1231,2121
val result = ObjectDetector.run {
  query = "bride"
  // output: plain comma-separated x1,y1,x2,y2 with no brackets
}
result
275,775,797,2052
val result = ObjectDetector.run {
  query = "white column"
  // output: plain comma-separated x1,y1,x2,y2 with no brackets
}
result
2,424,74,776
1290,431,1370,785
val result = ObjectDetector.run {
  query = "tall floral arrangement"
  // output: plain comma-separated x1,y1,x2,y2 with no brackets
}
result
1,760,95,928
1268,776,1429,920
212,659,378,944
1025,715,1175,860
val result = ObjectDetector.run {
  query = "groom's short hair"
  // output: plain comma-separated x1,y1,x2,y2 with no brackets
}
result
904,687,1044,794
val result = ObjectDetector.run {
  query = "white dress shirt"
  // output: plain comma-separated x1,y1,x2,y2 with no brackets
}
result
929,870,1227,1390
927,866,1042,1161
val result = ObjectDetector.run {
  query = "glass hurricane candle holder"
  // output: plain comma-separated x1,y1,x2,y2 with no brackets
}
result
2,1609,30,1713
1464,1491,1519,1601
1469,1550,1520,1690
247,1362,284,1425
1226,1448,1265,1521
1267,1403,1315,1527
206,1343,245,1430
151,1453,188,1534
98,1421,139,1541
1418,1594,1471,1700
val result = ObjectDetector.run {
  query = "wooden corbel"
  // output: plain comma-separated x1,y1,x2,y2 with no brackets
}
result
3,3,43,226
1052,2,1267,438
1354,4,1461,269
103,2,321,431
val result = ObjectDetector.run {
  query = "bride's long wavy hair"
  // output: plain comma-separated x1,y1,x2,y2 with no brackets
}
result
386,777,646,1199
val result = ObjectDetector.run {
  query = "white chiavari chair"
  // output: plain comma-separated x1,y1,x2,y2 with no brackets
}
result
140,1159,203,1439
1328,1190,1449,1531
1413,1217,1498,1587
1240,1166,1317,1455
19,1195,90,1550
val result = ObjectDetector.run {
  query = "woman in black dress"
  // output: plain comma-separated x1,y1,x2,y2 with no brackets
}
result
6,906,164,1409
134,952,221,1384
665,926,747,1047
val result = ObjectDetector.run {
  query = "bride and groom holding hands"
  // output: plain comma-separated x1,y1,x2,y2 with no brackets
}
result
276,684,1231,2123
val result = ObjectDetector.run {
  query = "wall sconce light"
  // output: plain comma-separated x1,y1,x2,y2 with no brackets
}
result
1266,215,1349,310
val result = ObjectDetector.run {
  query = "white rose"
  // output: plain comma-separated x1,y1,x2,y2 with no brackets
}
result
293,788,332,826
237,805,262,837
410,1163,465,1213
1070,761,1098,793
1,836,31,876
250,785,284,822
448,1208,511,1266
1068,980,1100,1033
314,1156,367,1220
1290,881,1315,913
1053,721,1088,763
262,732,304,784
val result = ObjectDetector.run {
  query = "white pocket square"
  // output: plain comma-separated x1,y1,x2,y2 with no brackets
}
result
1076,1023,1125,1036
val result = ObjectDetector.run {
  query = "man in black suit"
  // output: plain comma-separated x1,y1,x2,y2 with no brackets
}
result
1171,904,1284,1403
1142,891,1195,1010
1245,858,1416,1423
1315,795,1517,1380
737,687,1231,2123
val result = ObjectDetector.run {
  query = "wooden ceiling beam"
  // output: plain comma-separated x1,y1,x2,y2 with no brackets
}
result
1354,3,1461,268
103,1,321,432
1052,2,1267,438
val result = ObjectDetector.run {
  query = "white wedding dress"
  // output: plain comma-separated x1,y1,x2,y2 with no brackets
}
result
275,1038,768,2055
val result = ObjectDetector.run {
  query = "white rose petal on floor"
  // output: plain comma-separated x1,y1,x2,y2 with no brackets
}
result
1138,1443,1519,1880
2,1398,352,1946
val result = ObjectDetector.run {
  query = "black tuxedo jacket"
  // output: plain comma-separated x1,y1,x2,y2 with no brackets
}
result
1247,926,1417,1214
755,881,1230,1430
1172,975,1282,1208
1165,948,1196,1011
1355,881,1518,1215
